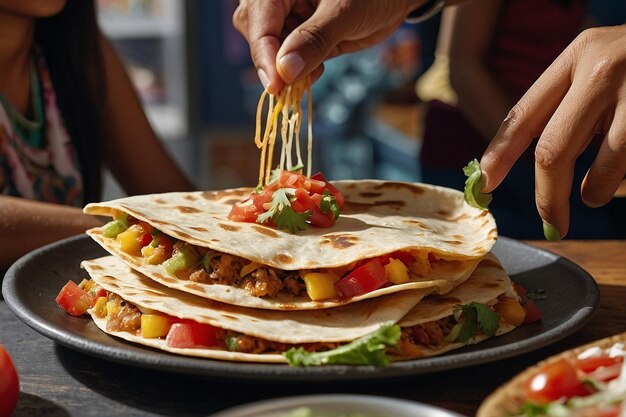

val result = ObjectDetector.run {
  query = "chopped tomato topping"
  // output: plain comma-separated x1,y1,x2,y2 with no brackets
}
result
165,322,222,349
524,358,591,404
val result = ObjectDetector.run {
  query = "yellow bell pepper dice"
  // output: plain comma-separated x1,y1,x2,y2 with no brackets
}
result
116,224,143,256
302,272,338,301
91,297,108,318
494,297,526,326
384,258,410,284
141,314,173,338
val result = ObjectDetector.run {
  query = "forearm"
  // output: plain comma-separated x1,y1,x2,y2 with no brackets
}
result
0,196,102,269
450,63,514,140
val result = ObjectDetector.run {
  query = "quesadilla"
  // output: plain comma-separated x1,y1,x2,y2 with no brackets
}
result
478,333,626,417
76,252,523,365
83,179,497,310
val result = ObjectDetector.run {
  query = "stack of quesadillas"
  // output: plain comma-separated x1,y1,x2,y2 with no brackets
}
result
69,179,527,365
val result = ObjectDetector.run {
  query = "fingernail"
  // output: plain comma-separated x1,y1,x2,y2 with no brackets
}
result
279,52,305,81
480,170,489,192
257,68,270,89
542,222,561,242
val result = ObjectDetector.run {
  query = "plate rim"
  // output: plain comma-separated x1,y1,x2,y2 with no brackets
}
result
2,234,600,381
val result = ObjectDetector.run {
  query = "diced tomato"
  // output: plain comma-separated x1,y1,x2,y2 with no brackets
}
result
522,299,542,323
0,344,19,417
514,284,527,300
576,356,623,373
294,188,316,212
311,172,344,208
228,198,260,222
310,208,335,228
306,178,327,194
140,232,152,247
56,280,94,316
524,358,590,404
165,322,221,349
335,258,388,298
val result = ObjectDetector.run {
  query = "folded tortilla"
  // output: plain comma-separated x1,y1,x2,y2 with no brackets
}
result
84,180,497,310
82,253,518,364
477,333,626,417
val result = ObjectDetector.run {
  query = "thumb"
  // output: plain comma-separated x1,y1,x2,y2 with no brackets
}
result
276,7,344,83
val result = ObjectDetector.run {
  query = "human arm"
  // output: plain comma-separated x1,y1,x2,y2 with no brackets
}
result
480,25,626,240
448,0,514,140
0,196,102,269
98,35,195,195
233,0,469,94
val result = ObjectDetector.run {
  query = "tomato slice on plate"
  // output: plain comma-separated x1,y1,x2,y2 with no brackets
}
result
524,358,590,404
335,258,388,298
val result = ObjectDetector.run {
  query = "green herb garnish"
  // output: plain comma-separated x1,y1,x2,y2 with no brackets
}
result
320,190,341,219
445,302,501,343
462,159,492,210
257,188,310,233
283,322,400,367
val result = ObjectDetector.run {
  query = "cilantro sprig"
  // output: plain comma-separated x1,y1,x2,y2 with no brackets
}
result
445,302,501,343
256,188,310,234
320,190,340,220
283,322,401,367
463,159,492,210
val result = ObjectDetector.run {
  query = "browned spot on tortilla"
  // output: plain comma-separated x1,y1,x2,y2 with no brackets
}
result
277,304,298,311
480,282,501,289
190,226,208,232
452,235,464,240
201,189,249,201
359,192,383,198
184,195,198,202
404,219,430,229
153,198,167,204
488,228,498,236
219,223,240,232
443,240,463,245
373,182,426,195
176,231,193,239
321,234,358,249
89,264,104,270
436,210,450,217
252,225,279,238
223,198,242,205
274,254,294,264
177,206,200,214
482,220,491,228
211,239,220,242
155,273,176,283
150,219,168,226
184,282,203,291
479,210,490,217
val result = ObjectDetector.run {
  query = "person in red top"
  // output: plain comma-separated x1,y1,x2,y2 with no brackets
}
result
418,0,625,239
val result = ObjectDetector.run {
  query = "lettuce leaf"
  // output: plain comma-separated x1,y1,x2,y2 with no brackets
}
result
283,322,401,367
462,159,492,210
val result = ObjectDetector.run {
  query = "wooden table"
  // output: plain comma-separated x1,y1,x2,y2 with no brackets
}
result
1,240,625,417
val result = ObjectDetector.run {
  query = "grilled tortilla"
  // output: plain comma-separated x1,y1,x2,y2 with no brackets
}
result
82,253,519,364
84,180,497,309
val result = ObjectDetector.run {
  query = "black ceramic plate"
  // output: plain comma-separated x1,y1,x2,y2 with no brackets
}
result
2,235,600,381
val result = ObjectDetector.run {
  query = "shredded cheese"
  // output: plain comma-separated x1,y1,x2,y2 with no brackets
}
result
255,76,313,188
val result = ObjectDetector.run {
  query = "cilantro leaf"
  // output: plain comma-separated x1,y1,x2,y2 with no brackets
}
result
445,302,501,343
275,206,310,234
527,289,548,301
283,322,401,367
256,188,310,233
320,190,341,219
462,159,492,210
519,402,550,417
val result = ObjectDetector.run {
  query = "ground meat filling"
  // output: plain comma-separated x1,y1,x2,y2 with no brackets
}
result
226,332,339,354
106,294,142,334
187,252,307,298
393,317,455,357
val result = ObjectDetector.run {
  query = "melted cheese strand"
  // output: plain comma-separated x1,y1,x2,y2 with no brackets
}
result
255,76,313,187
